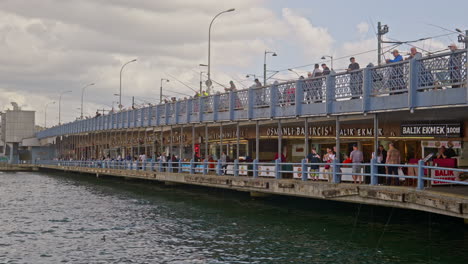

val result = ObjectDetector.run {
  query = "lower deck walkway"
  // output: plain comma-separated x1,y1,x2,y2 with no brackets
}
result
21,164,468,220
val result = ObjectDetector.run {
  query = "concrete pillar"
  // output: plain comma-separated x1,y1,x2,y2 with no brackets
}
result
255,120,259,160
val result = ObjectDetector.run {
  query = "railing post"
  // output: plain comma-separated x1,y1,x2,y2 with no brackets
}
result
213,94,219,122
370,158,378,185
408,59,418,111
332,158,339,183
216,159,222,175
158,159,163,172
248,87,254,120
270,84,277,118
150,160,154,171
198,97,203,123
168,159,173,173
362,68,371,113
325,75,335,115
295,80,303,116
275,158,281,179
234,159,239,177
417,159,425,190
190,159,195,174
229,90,234,121
253,159,259,178
301,158,307,181
178,159,182,173
203,159,208,175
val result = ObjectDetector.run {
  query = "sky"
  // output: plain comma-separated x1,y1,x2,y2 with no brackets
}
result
1,0,467,127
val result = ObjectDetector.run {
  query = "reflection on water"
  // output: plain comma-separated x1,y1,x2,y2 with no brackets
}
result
0,171,467,264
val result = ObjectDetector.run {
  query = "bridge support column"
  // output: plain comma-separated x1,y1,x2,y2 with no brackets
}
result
335,116,341,183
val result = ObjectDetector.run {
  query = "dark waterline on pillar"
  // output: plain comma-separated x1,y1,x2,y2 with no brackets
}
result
1,171,467,263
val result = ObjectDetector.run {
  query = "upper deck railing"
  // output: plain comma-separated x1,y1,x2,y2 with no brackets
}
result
37,50,468,139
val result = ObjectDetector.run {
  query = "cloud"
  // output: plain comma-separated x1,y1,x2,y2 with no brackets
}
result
356,22,369,35
281,8,333,59
1,1,455,129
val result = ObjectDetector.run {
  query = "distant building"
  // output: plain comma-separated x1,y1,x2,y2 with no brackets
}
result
0,102,36,163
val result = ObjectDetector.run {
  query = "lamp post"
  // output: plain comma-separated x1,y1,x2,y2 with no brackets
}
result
45,101,56,128
58,90,72,125
321,55,334,69
160,78,170,103
81,83,95,119
119,59,137,110
288,69,301,77
264,50,277,86
199,64,208,94
207,8,235,94
199,71,205,95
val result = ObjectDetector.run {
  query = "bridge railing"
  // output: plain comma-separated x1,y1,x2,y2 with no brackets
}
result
35,49,468,139
417,49,467,90
33,159,468,191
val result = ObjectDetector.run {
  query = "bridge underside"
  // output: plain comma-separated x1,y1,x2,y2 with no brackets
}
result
28,164,468,220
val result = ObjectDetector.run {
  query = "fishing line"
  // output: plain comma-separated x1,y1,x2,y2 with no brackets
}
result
375,207,395,251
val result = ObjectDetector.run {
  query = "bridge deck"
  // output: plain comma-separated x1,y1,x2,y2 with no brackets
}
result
25,164,468,220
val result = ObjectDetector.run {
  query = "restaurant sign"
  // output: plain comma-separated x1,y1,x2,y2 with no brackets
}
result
401,123,461,137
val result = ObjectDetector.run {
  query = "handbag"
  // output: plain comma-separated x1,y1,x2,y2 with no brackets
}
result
324,160,331,170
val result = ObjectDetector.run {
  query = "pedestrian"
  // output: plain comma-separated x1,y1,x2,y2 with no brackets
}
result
323,147,335,182
307,147,321,181
347,57,361,99
254,78,262,88
386,49,403,63
386,143,401,185
220,152,228,175
445,141,456,158
372,145,387,184
350,144,364,184
436,146,447,159
386,49,405,94
321,63,331,75
406,47,422,60
311,64,323,102
225,81,237,92
448,43,462,88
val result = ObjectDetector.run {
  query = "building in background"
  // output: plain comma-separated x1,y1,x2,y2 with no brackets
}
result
0,102,36,163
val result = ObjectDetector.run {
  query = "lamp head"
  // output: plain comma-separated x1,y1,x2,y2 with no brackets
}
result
321,56,326,60
131,59,137,62
272,52,277,56
227,8,235,12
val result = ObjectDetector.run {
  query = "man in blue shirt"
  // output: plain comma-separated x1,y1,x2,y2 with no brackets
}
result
386,49,405,94
386,50,403,63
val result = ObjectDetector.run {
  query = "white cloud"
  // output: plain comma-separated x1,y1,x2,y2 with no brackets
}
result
281,8,333,59
2,1,453,128
356,22,369,35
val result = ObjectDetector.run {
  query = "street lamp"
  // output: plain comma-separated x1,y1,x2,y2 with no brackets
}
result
45,101,56,128
81,83,95,119
207,8,235,94
199,64,208,94
58,90,72,125
119,59,137,110
160,78,170,103
321,55,334,69
264,50,277,86
288,69,301,77
199,71,205,95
